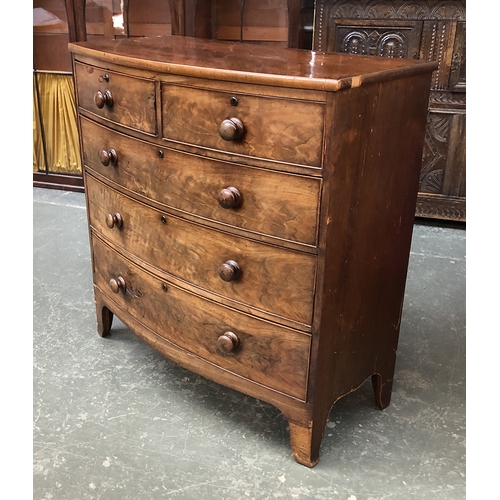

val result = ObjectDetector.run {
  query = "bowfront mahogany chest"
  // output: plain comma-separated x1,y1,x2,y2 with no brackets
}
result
69,35,436,467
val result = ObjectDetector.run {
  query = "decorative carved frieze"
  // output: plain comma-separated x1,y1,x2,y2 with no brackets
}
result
323,0,465,21
331,21,422,58
416,196,465,221
429,91,465,109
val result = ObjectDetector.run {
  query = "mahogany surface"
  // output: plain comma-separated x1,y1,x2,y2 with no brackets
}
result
70,35,436,466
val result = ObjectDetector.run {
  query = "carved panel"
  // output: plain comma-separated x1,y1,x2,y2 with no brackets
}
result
442,112,465,198
313,0,466,221
449,21,465,90
314,0,465,52
420,112,452,194
328,19,422,58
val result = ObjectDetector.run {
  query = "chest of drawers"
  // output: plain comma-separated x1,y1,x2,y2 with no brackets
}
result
69,36,436,467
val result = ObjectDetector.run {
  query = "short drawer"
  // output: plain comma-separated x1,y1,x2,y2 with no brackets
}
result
86,175,317,326
81,117,321,246
74,62,156,135
92,234,310,400
161,83,324,167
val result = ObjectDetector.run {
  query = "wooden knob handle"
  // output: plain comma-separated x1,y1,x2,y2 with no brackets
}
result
218,260,241,282
94,89,114,109
218,187,241,209
219,118,244,141
218,331,239,352
109,276,126,293
105,213,123,229
99,148,117,166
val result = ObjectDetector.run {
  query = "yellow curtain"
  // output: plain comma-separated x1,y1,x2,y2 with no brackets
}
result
33,73,82,175
33,74,46,172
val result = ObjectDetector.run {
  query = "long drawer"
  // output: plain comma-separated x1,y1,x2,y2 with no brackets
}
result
92,234,310,400
161,83,324,167
81,118,321,246
74,62,157,135
86,174,317,326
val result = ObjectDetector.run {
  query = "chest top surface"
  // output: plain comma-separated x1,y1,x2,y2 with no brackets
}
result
69,35,437,91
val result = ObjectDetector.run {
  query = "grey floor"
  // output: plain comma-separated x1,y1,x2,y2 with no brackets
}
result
33,187,466,500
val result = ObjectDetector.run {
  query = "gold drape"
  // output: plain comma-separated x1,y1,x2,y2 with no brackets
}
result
33,73,82,175
33,74,46,172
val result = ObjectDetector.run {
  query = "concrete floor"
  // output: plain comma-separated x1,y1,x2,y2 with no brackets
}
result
33,187,466,500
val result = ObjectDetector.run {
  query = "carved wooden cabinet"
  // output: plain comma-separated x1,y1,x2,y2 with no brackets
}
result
69,35,436,466
314,0,466,221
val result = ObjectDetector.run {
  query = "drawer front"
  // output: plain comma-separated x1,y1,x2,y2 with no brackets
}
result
81,118,320,246
86,175,317,325
74,62,156,135
92,234,310,400
161,84,324,167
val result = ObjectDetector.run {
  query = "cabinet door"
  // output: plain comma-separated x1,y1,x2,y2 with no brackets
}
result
327,19,422,59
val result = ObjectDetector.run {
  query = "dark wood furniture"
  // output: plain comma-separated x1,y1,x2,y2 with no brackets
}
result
69,35,436,466
68,0,213,41
313,0,466,222
67,0,312,45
